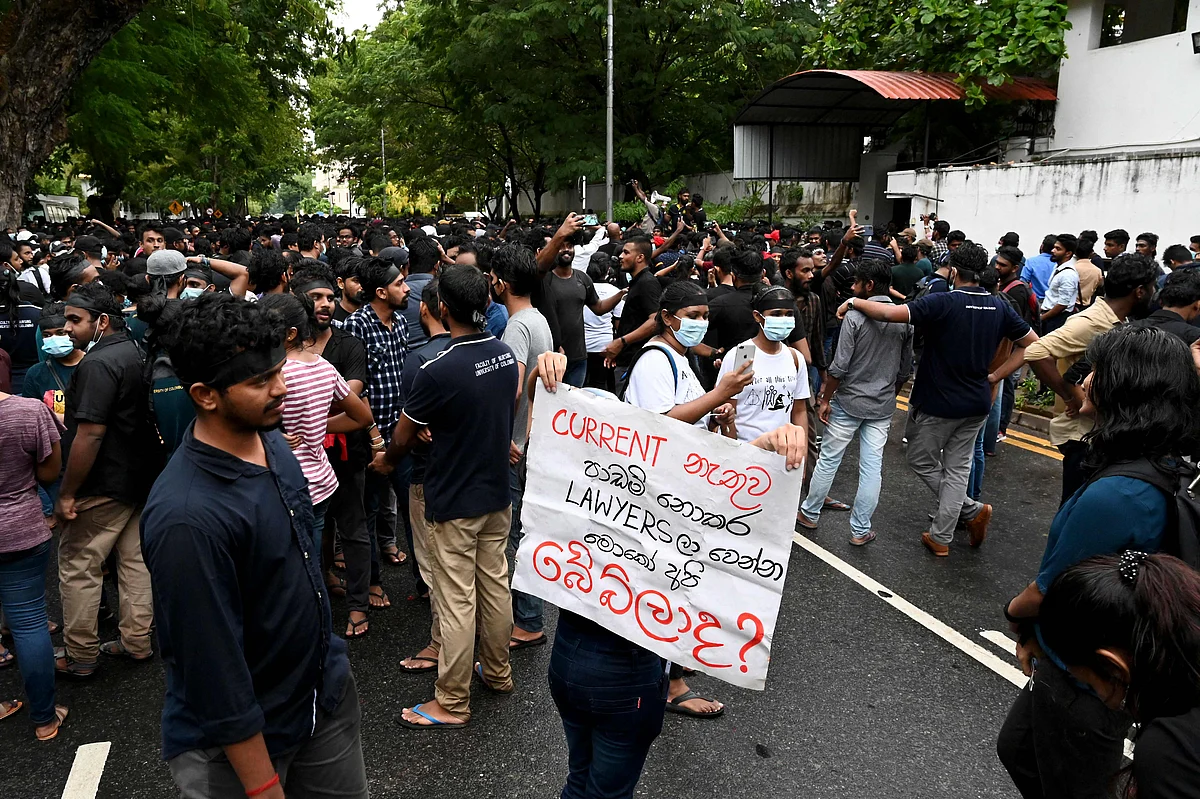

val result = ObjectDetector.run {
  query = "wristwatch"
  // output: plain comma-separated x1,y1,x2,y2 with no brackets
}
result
846,298,856,312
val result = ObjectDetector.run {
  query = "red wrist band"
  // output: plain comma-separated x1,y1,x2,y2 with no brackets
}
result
246,773,279,797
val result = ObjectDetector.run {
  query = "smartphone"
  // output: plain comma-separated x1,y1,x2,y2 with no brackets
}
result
730,341,756,374
581,214,599,226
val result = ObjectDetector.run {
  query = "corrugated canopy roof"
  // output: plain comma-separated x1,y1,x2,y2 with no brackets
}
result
735,70,1057,127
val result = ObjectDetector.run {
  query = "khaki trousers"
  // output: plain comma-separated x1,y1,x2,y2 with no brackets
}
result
407,484,441,652
58,496,154,662
428,507,514,720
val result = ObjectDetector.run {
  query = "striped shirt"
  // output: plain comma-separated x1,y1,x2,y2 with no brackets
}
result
281,357,350,505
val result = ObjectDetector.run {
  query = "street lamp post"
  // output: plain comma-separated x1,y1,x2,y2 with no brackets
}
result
605,0,614,222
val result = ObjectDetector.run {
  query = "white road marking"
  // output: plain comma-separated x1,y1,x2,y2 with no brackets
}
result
61,741,111,799
981,629,1018,657
793,534,1138,761
792,532,1027,688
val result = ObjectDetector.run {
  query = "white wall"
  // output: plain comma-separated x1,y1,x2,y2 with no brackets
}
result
887,151,1200,257
1053,0,1200,154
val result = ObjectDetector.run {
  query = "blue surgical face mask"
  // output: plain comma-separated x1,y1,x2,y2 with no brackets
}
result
180,286,205,300
671,314,708,348
42,334,75,358
761,316,796,342
122,297,133,309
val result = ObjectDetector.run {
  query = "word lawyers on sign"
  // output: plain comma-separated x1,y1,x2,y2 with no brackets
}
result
512,384,803,690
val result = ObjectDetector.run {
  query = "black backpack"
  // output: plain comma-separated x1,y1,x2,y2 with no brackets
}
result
1087,458,1200,569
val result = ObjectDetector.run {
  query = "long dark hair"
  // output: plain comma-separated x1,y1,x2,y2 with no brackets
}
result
1083,325,1200,467
258,292,315,349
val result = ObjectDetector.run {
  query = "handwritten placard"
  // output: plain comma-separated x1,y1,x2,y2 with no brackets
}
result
512,384,803,690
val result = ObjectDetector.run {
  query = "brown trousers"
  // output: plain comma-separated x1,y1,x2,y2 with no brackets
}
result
407,484,442,652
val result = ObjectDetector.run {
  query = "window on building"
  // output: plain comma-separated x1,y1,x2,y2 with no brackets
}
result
1100,0,1190,47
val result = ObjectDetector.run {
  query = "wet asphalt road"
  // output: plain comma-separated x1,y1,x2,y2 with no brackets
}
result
0,405,1063,799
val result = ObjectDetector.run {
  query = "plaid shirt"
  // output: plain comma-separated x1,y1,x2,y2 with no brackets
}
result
932,239,950,264
342,303,409,438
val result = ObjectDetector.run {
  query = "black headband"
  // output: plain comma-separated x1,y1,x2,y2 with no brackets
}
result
381,265,402,285
293,278,336,296
662,291,707,313
39,313,66,329
201,345,286,390
754,290,796,312
65,294,114,317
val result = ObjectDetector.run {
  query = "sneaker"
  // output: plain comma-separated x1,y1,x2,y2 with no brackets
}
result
850,531,876,546
966,504,993,548
921,532,949,557
996,432,1008,442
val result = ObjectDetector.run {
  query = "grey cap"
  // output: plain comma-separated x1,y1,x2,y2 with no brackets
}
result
378,246,410,269
147,249,188,276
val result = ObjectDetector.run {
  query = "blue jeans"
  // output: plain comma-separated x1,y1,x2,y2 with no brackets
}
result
311,498,331,560
549,613,667,799
800,399,890,538
509,460,544,633
564,359,587,389
1000,372,1019,433
969,391,1004,500
0,541,56,724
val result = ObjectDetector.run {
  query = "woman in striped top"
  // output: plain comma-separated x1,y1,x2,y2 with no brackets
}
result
259,294,375,558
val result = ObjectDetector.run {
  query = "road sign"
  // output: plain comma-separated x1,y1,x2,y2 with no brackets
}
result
213,209,223,219
168,201,184,216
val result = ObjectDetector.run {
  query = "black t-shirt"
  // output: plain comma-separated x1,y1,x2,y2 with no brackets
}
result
542,269,600,362
615,267,664,367
1000,278,1038,327
703,284,760,353
64,331,156,504
1134,706,1200,799
707,284,735,302
399,332,451,485
332,303,352,327
690,207,707,227
321,327,371,471
402,333,518,522
531,273,565,353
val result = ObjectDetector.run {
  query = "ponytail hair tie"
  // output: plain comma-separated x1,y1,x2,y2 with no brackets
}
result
1118,550,1149,586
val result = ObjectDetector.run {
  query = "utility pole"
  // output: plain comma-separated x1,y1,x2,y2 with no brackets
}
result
605,0,614,222
380,127,388,217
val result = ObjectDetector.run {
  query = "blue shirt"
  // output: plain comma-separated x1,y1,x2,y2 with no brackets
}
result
141,427,349,760
485,299,509,339
1021,253,1055,301
402,332,518,522
342,303,409,438
907,287,1030,418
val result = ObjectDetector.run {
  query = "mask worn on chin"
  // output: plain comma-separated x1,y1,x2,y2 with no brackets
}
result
761,317,797,341
671,315,708,348
42,335,75,358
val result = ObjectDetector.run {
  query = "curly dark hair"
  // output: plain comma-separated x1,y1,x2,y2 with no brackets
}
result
165,293,280,388
48,251,91,301
355,256,400,305
289,261,336,295
853,258,892,292
65,281,126,330
249,249,288,294
1083,324,1200,467
947,242,989,283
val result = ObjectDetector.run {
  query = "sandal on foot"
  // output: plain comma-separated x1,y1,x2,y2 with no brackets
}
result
47,620,61,636
474,662,514,694
99,639,153,662
326,573,347,599
823,497,851,511
396,703,468,731
368,586,391,609
795,514,818,531
401,655,439,673
0,699,23,721
333,552,346,570
509,635,547,651
345,618,370,639
54,648,98,680
665,690,725,719
36,706,69,742
0,647,13,669
382,546,407,566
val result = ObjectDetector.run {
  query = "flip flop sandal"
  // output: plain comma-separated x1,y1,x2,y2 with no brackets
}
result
333,552,346,570
396,703,469,731
823,498,851,511
53,648,98,680
47,620,61,636
509,635,547,651
795,514,819,531
326,574,348,599
401,655,439,674
99,640,154,661
0,647,13,669
474,662,514,694
345,618,370,639
0,699,23,721
368,586,392,609
36,706,69,742
383,546,407,566
665,690,725,719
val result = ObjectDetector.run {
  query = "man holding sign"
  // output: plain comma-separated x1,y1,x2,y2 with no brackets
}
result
520,292,804,799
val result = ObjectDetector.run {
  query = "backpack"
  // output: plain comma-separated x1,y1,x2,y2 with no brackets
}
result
145,349,196,456
1086,458,1200,569
618,342,678,402
912,274,948,303
1002,278,1040,323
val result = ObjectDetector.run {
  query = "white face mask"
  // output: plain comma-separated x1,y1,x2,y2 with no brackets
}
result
85,314,107,352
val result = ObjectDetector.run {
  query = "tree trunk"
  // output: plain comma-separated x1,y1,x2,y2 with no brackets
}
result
0,0,148,228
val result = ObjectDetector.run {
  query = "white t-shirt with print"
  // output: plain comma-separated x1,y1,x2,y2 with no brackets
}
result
624,342,708,427
716,341,810,442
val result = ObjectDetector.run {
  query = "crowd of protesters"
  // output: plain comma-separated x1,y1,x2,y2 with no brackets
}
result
2,198,1200,798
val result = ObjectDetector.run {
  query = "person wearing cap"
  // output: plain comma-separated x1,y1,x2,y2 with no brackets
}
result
376,264,519,729
55,282,158,678
147,249,190,299
141,292,366,799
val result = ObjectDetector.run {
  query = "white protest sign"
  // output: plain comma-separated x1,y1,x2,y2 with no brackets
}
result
512,384,803,690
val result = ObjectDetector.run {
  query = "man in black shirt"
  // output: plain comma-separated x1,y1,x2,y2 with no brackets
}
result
542,240,625,386
55,282,158,678
1139,268,1200,345
604,236,660,371
704,249,767,353
143,293,365,799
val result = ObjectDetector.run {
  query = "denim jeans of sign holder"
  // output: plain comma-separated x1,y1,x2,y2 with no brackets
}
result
0,541,57,725
549,614,668,799
969,390,1004,500
509,459,543,633
801,398,891,538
